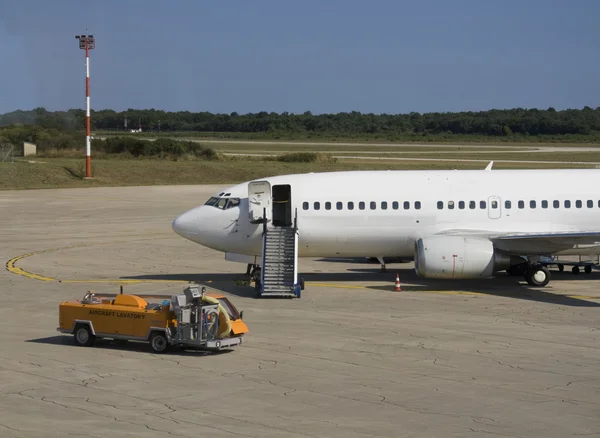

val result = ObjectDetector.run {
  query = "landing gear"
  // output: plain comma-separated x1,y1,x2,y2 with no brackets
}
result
376,256,387,273
524,265,551,287
507,263,528,276
252,267,262,297
245,263,258,277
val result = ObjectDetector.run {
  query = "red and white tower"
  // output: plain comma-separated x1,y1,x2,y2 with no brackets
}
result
75,34,95,178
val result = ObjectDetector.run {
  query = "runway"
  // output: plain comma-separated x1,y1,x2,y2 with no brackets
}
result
141,137,600,153
1,185,600,437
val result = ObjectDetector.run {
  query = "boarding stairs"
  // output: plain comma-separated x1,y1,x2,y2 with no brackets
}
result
257,210,302,298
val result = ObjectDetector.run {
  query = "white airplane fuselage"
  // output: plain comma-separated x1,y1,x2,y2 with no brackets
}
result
172,169,600,261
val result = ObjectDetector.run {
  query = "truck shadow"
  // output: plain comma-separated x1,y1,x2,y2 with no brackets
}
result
26,336,235,357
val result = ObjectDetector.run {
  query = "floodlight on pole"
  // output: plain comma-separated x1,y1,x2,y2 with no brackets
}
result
75,34,95,178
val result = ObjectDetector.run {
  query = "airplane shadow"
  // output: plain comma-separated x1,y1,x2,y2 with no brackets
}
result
315,257,411,264
122,265,600,307
26,336,234,357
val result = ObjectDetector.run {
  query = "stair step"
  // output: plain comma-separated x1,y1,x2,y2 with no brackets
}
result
260,226,299,298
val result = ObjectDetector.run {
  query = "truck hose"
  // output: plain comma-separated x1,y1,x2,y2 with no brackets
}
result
201,296,231,338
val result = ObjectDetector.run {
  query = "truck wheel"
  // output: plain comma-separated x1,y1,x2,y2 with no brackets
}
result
73,324,94,347
149,332,170,354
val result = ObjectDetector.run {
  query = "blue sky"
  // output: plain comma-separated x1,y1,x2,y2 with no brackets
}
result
0,0,599,114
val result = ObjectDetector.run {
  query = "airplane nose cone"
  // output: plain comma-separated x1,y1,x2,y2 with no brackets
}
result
172,209,198,239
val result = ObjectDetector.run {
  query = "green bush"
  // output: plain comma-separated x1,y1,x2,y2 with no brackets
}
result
275,152,337,163
93,136,218,159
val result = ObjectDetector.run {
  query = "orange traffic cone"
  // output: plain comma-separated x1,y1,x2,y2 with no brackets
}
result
394,273,402,291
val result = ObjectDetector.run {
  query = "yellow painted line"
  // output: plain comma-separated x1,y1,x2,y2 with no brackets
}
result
7,246,600,300
5,239,190,285
566,294,600,300
60,279,191,284
307,282,369,290
308,282,480,294
5,246,77,282
6,253,57,281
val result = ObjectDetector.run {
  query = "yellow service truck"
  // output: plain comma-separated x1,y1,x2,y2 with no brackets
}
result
57,284,248,353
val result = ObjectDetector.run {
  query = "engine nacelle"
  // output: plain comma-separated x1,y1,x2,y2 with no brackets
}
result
414,235,514,279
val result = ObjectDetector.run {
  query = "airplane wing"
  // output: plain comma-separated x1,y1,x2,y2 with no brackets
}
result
435,229,600,255
491,231,600,255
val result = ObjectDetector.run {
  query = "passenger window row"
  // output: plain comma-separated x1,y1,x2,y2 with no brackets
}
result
302,200,422,211
437,199,600,210
507,199,599,209
437,200,493,210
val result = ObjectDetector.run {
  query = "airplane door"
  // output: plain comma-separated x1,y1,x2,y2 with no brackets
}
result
488,196,501,219
248,181,271,224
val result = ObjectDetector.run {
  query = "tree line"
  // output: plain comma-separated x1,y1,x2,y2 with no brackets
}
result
1,106,600,138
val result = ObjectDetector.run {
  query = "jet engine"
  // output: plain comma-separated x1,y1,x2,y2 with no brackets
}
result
414,235,518,279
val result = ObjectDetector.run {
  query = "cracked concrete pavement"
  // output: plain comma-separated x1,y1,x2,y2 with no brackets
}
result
0,185,599,437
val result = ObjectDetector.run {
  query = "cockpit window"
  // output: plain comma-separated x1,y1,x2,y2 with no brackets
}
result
216,198,228,209
227,198,240,208
204,197,240,210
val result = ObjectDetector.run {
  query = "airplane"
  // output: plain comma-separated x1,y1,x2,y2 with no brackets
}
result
171,167,600,288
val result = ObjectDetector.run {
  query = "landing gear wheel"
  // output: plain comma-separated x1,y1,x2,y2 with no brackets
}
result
572,266,580,275
585,265,592,274
525,266,551,287
149,332,170,354
73,324,95,347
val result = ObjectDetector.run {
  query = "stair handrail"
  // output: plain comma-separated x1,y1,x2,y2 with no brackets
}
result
293,207,298,231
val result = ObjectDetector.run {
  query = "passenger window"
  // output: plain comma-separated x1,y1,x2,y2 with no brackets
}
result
392,201,399,210
348,201,354,210
458,201,465,209
437,201,443,209
404,201,410,210
587,200,593,208
480,201,486,209
314,202,320,210
505,200,511,209
302,201,309,210
325,202,331,210
448,201,455,210
565,200,571,208
370,201,376,210
491,200,498,209
415,201,421,210
553,200,560,208
518,200,524,209
576,200,582,208
381,201,387,210
542,200,548,209
530,200,536,209
337,201,343,210
469,201,476,209
359,202,365,210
